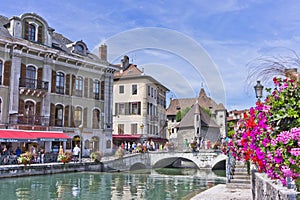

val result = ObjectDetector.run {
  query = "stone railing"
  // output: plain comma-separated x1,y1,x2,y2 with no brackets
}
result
252,171,299,200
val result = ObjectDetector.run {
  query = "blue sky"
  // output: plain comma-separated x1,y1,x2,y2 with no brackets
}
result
1,0,300,110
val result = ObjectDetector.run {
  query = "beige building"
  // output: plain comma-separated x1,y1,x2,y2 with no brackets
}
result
0,13,116,155
113,56,169,147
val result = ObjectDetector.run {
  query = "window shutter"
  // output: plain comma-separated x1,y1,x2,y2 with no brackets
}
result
51,70,56,93
24,21,29,40
50,103,55,126
84,78,89,98
3,61,11,86
65,74,70,95
20,63,26,87
64,105,69,127
71,106,75,127
83,107,88,128
37,68,43,89
115,103,118,115
89,78,93,98
19,99,25,115
101,81,105,100
36,101,41,124
125,103,130,115
37,25,43,43
71,74,76,96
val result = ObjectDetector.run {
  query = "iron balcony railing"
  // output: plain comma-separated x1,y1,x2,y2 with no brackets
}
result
19,77,49,91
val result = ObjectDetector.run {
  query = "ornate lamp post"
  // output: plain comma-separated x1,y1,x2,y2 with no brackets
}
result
254,80,264,101
78,124,83,163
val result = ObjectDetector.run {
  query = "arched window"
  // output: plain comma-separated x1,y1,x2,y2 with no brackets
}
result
92,109,100,129
93,80,100,100
24,100,35,124
56,72,65,94
28,24,36,41
74,107,82,127
55,104,63,127
75,76,83,97
26,65,36,89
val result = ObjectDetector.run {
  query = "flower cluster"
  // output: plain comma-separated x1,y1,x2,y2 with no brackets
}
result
18,151,32,165
57,152,73,164
228,75,300,186
90,151,102,162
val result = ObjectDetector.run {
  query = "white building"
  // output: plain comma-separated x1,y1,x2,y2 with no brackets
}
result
113,56,169,147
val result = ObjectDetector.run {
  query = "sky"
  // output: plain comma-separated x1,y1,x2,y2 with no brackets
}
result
1,0,300,110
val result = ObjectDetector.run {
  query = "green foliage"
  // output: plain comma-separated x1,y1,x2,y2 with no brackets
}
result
175,107,191,122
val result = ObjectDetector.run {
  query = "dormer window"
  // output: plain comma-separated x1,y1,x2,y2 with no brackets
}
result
76,44,84,53
71,41,87,56
24,20,43,43
28,24,36,41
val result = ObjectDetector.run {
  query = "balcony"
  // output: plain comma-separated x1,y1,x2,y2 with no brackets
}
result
9,115,50,126
19,77,49,97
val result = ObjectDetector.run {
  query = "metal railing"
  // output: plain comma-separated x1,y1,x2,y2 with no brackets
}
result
19,77,49,91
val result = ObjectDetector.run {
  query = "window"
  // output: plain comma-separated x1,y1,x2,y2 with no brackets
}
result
55,104,63,127
56,72,65,94
118,103,125,115
0,60,2,85
119,85,124,94
76,45,84,53
75,76,83,97
132,84,137,95
147,85,150,96
26,66,36,89
93,80,100,100
24,101,35,124
131,123,138,134
118,124,124,134
130,102,141,115
28,24,36,41
74,107,82,126
92,109,100,129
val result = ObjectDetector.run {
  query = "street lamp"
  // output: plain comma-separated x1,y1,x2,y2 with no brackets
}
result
78,124,83,163
254,80,264,101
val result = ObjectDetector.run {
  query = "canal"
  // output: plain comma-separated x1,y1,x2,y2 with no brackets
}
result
0,168,225,199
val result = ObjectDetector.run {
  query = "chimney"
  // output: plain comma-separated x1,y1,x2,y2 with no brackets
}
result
99,44,107,61
121,55,130,69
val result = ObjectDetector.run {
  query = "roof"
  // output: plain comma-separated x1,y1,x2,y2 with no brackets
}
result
178,103,220,128
166,88,226,115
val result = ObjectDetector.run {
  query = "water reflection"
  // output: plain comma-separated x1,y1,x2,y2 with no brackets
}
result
0,169,225,200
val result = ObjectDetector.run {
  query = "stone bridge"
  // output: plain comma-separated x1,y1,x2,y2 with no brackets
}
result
102,150,227,172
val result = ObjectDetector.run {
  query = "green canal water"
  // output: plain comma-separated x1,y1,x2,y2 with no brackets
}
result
0,168,225,200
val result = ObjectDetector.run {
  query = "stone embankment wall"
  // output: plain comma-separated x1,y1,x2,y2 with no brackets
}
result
252,172,299,200
0,163,102,178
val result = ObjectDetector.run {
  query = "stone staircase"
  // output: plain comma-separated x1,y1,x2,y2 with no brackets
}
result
227,161,251,189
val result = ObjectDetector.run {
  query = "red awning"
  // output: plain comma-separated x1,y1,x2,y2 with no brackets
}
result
148,137,168,143
112,134,141,140
0,129,71,142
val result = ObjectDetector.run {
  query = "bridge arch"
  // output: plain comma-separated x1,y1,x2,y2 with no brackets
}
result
129,162,147,171
211,154,227,170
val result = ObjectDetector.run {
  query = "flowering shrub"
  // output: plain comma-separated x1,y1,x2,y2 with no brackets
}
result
90,151,102,163
57,152,72,164
18,151,32,165
115,147,125,159
228,74,300,186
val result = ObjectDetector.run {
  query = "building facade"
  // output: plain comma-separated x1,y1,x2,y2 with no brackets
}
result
113,56,169,147
166,88,227,150
0,13,116,155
